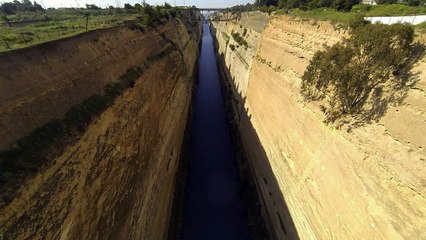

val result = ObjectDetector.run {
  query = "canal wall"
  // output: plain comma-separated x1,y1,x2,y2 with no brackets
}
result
212,13,426,239
0,15,202,239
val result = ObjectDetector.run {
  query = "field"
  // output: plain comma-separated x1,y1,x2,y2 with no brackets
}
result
282,4,426,28
284,8,357,24
354,4,426,16
0,9,140,52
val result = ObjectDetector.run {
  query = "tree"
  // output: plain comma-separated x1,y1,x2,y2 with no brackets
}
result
124,3,134,9
164,2,172,8
33,1,43,11
134,3,143,10
375,0,397,3
255,0,279,6
85,4,100,10
301,23,414,122
332,0,361,11
405,0,421,5
22,0,32,6
1,3,18,14
282,0,309,9
0,0,44,13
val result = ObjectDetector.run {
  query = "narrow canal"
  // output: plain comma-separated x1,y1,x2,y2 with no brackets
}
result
181,23,251,240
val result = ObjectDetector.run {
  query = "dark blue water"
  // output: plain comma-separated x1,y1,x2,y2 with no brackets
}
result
181,23,251,240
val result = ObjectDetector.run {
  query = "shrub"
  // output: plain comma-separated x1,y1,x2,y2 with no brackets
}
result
351,4,372,12
231,32,248,48
301,23,414,122
139,13,153,26
348,13,369,29
129,22,145,32
417,21,426,33
268,5,277,14
222,32,230,43
230,44,236,51
242,28,248,37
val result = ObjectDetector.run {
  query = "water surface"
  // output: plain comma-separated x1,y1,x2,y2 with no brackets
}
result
181,23,251,240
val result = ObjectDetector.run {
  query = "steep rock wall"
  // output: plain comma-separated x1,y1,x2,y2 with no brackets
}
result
0,19,196,152
213,14,425,239
0,18,201,239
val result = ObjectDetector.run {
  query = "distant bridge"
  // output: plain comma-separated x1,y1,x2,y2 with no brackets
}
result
177,8,241,22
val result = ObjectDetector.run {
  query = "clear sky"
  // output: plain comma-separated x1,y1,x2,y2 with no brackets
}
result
37,0,254,8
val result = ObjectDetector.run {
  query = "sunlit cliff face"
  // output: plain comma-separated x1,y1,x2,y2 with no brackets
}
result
212,12,426,240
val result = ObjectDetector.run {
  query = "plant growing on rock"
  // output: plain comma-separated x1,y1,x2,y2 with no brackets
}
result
301,23,414,123
231,32,248,48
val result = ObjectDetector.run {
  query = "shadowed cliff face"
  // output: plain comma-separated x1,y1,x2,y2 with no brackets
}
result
212,13,426,239
0,24,158,152
0,16,202,239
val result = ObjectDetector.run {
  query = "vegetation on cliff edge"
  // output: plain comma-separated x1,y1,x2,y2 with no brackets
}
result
0,2,194,52
231,32,248,48
301,23,415,124
0,66,143,194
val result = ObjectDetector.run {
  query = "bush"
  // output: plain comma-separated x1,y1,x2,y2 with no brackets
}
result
242,28,248,37
333,0,361,11
301,23,414,122
348,13,369,28
351,4,372,12
417,21,426,33
268,5,277,14
129,22,145,32
231,32,248,48
230,44,236,51
222,32,230,43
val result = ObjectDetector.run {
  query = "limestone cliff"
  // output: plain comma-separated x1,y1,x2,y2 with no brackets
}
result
213,13,425,239
0,17,201,239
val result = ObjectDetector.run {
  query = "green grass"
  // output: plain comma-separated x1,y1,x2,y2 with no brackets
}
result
286,8,358,24
282,4,426,26
416,21,426,33
353,4,426,16
0,9,140,52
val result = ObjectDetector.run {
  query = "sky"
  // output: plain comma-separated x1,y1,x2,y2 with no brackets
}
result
36,0,254,8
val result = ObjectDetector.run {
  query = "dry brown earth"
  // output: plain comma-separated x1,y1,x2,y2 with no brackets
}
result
0,18,201,239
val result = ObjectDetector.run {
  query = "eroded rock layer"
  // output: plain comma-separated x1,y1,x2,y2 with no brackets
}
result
213,13,425,239
0,17,201,239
